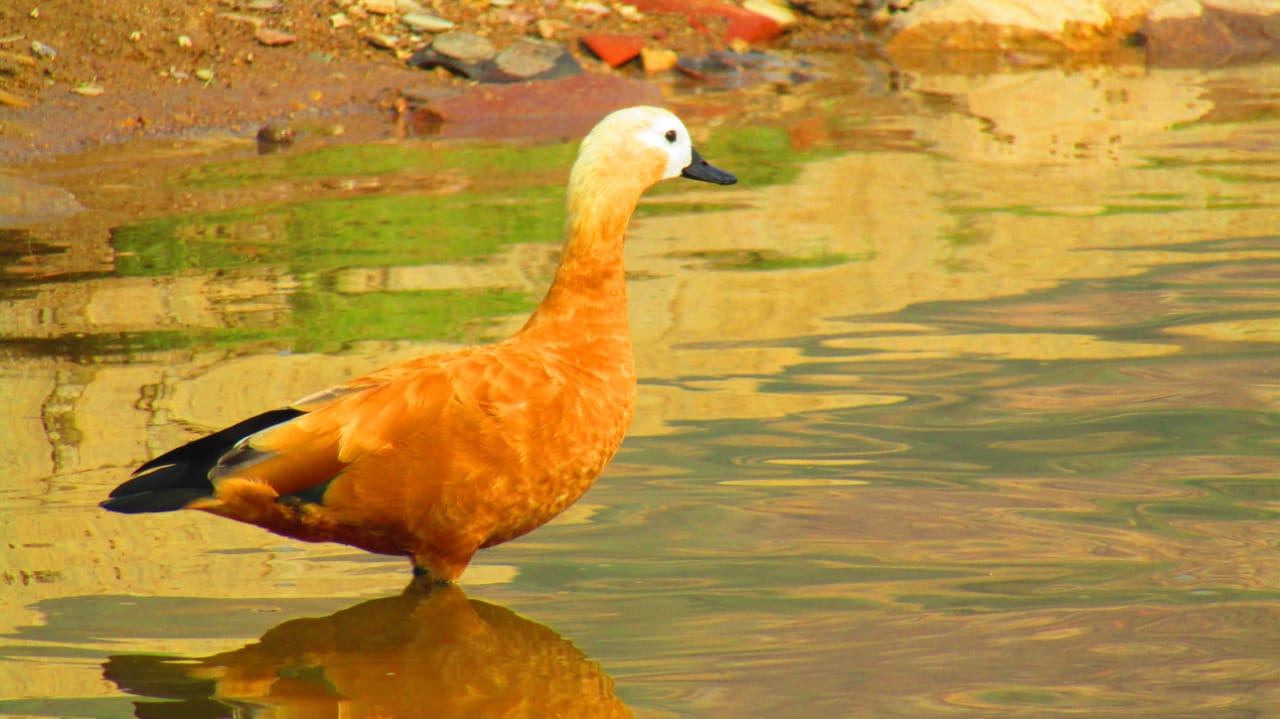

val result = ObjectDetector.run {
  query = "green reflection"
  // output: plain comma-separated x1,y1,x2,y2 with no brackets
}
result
179,142,577,190
112,189,562,276
291,287,530,353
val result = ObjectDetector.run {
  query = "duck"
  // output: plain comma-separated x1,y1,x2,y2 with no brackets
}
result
102,105,737,583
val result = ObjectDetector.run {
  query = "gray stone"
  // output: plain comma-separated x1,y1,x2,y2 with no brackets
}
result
431,31,496,63
494,38,580,80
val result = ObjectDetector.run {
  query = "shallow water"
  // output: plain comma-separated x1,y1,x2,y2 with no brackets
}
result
4,58,1280,718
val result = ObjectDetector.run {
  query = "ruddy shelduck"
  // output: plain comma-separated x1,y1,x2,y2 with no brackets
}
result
103,106,737,582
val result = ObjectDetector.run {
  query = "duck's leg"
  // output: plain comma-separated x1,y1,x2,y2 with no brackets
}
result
411,564,451,585
410,548,473,585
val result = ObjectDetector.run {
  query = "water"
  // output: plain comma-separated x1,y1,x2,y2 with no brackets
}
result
4,59,1280,717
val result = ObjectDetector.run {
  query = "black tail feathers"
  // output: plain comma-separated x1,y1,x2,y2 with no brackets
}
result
101,408,304,514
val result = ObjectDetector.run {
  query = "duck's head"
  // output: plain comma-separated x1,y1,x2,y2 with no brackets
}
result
574,106,737,198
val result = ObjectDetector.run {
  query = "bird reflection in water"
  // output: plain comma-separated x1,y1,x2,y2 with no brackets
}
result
103,582,633,719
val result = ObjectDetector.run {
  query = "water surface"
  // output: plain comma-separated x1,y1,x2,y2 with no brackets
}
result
4,59,1280,718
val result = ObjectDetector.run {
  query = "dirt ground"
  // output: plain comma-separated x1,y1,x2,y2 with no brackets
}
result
0,0,876,164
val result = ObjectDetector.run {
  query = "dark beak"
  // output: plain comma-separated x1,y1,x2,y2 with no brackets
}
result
681,147,737,185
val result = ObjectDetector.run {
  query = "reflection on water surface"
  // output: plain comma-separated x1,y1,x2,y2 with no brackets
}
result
4,59,1280,718
100,583,630,719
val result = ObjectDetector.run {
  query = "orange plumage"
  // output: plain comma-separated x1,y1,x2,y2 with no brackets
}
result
102,106,737,582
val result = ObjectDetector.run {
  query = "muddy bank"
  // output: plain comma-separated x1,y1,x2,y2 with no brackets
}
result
0,0,879,164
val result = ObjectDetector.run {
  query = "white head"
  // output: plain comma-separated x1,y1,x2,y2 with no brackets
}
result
624,106,697,180
573,106,737,198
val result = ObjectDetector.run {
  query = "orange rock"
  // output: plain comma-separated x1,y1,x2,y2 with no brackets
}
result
581,33,645,67
641,46,678,73
628,0,783,44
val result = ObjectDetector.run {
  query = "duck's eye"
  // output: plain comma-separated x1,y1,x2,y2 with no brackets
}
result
664,129,678,143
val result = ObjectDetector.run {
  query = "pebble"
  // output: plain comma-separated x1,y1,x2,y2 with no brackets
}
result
493,9,537,27
574,2,613,20
195,68,214,81
788,0,861,17
330,12,352,29
70,83,105,96
743,0,797,27
219,12,266,28
365,32,400,49
494,37,581,81
0,50,36,70
256,124,295,155
30,40,57,59
496,39,556,78
178,34,193,48
535,18,571,39
0,87,33,108
254,27,298,46
641,46,677,73
247,0,282,10
363,0,397,15
431,31,496,62
401,12,455,32
395,0,426,12
256,122,296,145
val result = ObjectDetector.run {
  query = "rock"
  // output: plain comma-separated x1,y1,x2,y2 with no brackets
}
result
256,122,295,145
641,46,679,72
581,33,645,67
886,0,1171,54
256,123,295,155
408,32,498,80
536,18,572,38
1143,0,1280,65
574,2,614,21
30,40,57,59
432,31,497,62
365,32,400,49
70,82,105,96
330,12,352,29
0,50,36,72
411,36,581,83
0,88,33,108
789,0,865,19
219,11,266,28
628,0,783,44
402,12,455,32
494,38,582,81
493,8,538,27
395,0,426,12
363,0,397,15
254,27,298,46
743,0,798,27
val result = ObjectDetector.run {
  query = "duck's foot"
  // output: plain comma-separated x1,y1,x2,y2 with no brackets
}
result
410,563,455,585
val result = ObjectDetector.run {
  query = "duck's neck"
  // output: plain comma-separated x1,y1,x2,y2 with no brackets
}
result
519,188,638,343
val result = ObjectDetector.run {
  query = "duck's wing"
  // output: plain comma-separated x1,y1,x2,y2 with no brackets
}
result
101,355,460,515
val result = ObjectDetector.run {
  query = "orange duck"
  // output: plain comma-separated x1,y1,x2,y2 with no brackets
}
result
102,106,737,583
